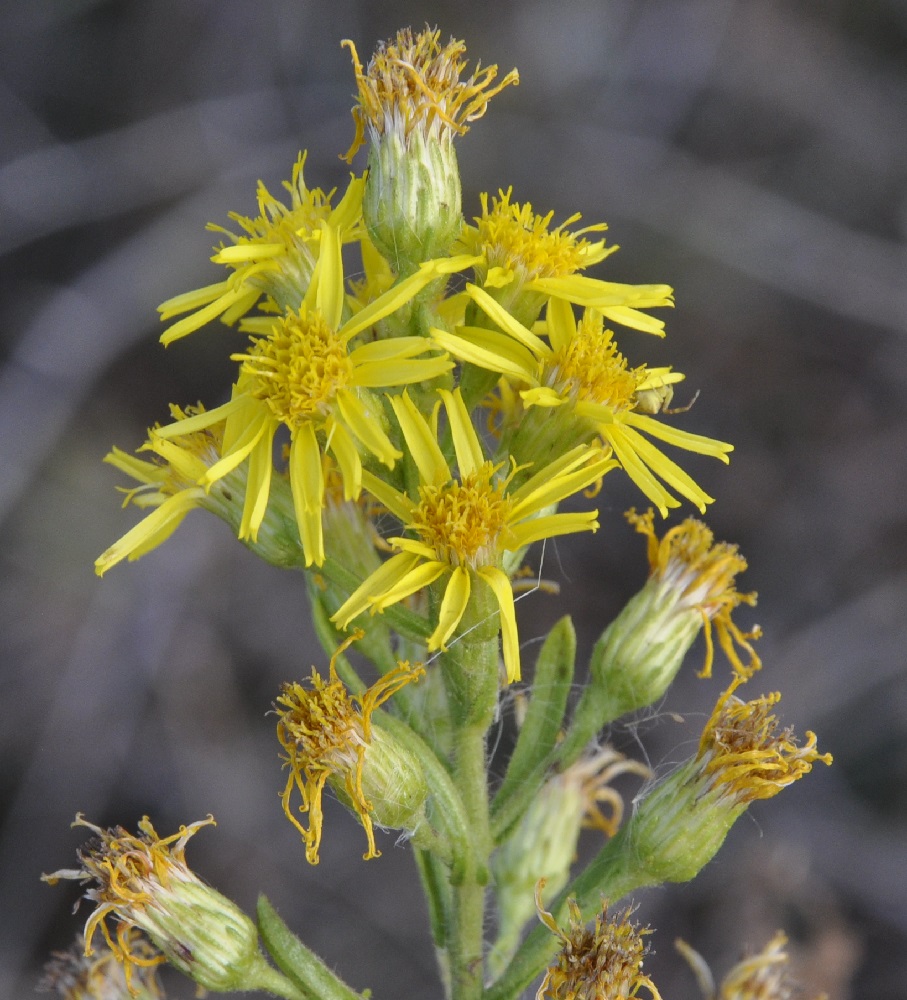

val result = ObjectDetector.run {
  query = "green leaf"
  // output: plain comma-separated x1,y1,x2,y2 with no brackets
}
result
491,616,576,842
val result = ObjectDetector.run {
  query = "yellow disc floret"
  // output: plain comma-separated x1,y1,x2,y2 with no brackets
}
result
276,633,424,864
626,507,761,678
545,311,641,411
699,678,833,805
239,308,354,427
536,888,661,1000
343,28,518,159
411,464,515,568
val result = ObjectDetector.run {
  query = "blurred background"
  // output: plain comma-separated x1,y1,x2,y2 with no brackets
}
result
2,0,905,996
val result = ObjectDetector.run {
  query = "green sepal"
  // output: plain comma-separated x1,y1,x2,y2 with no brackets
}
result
491,616,576,842
257,895,364,1000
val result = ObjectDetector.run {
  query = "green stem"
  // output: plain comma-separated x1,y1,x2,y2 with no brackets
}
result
437,578,500,1000
248,957,310,1000
448,719,492,1000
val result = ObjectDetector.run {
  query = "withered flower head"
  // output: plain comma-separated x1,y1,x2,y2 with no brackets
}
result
536,884,661,1000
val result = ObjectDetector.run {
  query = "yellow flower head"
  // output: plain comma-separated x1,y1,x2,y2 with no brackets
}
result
95,404,227,576
40,931,163,1000
434,295,732,515
275,633,425,864
154,229,476,567
158,157,364,344
332,388,616,682
536,887,661,1000
459,188,613,289
455,188,673,334
676,931,823,1000
41,815,262,994
697,677,832,806
627,507,762,678
342,27,518,162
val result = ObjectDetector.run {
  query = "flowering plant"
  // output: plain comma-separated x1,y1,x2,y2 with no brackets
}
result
43,27,830,1000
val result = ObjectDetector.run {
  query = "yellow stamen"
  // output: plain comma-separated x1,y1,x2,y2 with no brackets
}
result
410,463,515,568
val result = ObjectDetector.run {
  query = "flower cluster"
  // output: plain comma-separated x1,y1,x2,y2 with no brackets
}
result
44,24,833,1000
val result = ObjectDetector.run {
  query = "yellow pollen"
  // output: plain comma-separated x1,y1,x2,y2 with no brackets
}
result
411,464,514,567
547,315,641,410
471,189,608,283
240,309,353,428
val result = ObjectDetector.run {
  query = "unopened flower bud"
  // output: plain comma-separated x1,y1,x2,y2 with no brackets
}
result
42,816,302,998
343,28,517,271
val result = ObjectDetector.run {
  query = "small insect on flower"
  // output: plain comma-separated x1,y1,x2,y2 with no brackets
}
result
633,383,700,417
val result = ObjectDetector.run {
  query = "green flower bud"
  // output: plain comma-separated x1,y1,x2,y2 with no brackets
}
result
363,126,462,271
594,509,762,713
577,679,832,903
560,510,761,763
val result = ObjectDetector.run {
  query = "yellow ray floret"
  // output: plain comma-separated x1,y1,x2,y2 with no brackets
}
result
95,404,224,576
158,156,364,344
331,389,616,682
154,232,476,567
433,293,732,516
